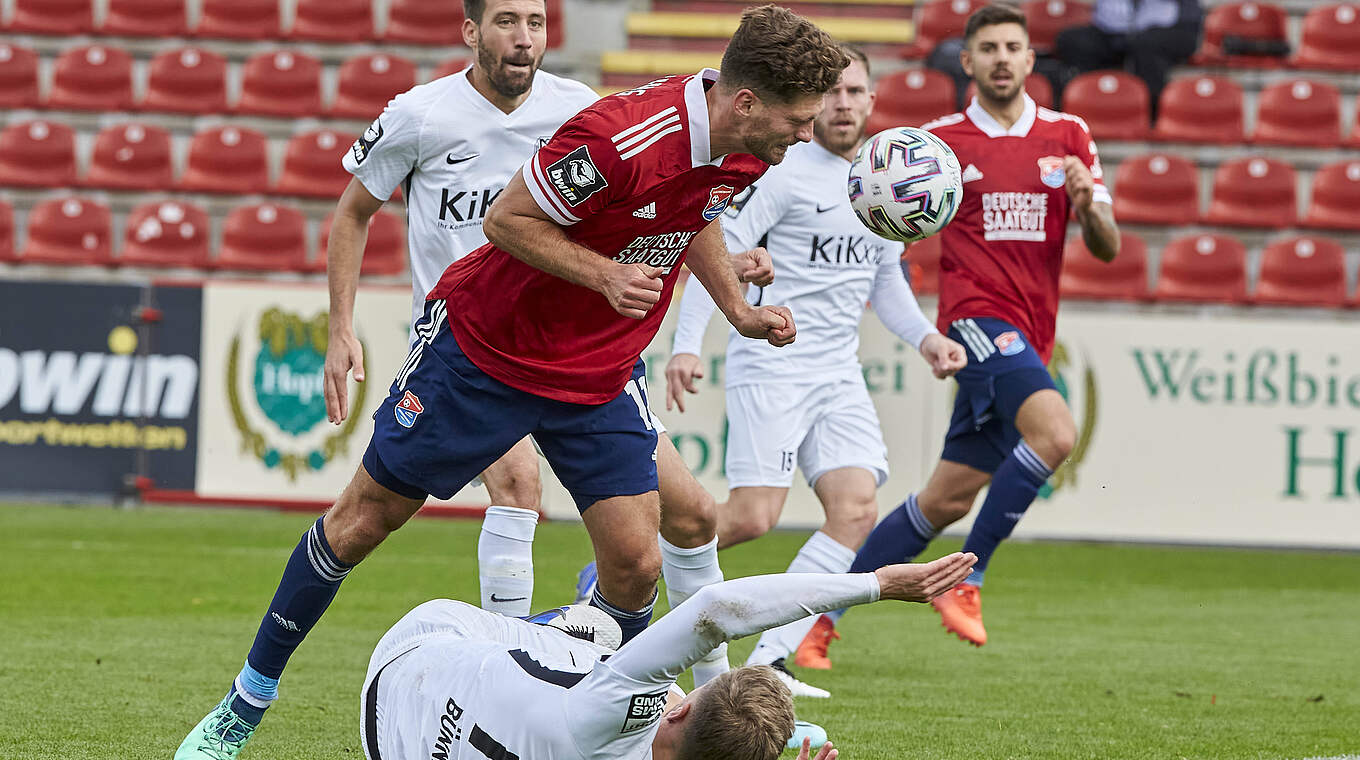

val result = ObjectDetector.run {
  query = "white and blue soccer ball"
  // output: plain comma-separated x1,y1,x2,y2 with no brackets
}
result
525,604,623,651
848,126,962,243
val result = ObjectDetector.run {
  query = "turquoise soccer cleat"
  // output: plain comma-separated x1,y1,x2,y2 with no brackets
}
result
174,694,260,760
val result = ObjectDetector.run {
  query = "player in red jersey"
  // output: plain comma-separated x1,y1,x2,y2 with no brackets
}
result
173,8,851,759
797,4,1120,663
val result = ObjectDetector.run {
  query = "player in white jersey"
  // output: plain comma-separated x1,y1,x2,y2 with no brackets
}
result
362,552,977,760
322,0,597,519
664,49,968,695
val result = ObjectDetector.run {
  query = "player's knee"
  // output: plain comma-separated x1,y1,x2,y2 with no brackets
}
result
1030,418,1076,467
841,496,880,544
724,510,776,546
661,489,717,546
597,549,662,604
488,469,542,510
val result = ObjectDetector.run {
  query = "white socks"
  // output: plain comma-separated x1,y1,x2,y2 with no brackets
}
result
478,506,538,617
746,530,856,666
659,534,730,687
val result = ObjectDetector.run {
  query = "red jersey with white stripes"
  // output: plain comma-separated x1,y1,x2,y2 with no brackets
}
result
429,69,768,404
924,95,1110,362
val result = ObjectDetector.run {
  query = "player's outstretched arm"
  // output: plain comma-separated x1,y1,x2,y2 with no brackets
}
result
685,220,796,347
485,171,664,319
324,178,385,424
1064,155,1119,262
600,553,975,686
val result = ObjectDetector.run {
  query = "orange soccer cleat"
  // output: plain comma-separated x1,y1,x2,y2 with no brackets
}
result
793,614,840,670
931,583,986,646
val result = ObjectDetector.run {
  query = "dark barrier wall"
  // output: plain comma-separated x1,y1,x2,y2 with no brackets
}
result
0,280,201,494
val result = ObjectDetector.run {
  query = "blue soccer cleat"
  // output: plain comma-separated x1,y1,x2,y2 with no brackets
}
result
574,560,598,605
787,719,829,750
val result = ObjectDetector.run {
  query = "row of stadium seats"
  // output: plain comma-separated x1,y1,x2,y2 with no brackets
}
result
1112,154,1360,231
870,67,1360,147
0,197,405,273
0,121,359,198
13,113,1360,230
0,43,466,119
904,230,1358,307
906,0,1360,70
4,0,563,47
1,192,1354,308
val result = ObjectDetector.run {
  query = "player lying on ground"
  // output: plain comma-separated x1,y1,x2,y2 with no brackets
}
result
323,0,598,522
361,552,977,760
661,47,966,697
176,6,848,759
807,3,1119,656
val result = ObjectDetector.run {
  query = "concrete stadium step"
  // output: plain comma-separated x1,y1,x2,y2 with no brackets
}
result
625,12,914,57
599,51,721,88
649,0,913,20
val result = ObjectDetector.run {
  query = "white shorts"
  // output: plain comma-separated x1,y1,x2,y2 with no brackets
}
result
724,378,888,489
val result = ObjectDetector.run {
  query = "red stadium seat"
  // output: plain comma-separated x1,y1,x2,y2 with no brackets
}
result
48,44,134,112
905,0,988,58
142,47,228,114
1153,75,1245,144
19,197,112,266
1111,153,1199,226
1254,236,1347,307
964,73,1053,109
0,120,77,188
1253,79,1341,147
274,129,357,199
1204,157,1296,228
1304,161,1360,231
85,123,174,191
1060,231,1148,301
901,235,941,294
103,0,187,37
545,0,565,48
384,0,465,45
216,203,308,272
1060,70,1149,141
1195,2,1289,68
330,53,417,120
119,201,212,269
179,126,269,194
429,57,470,81
292,0,373,42
1023,0,1093,54
237,50,322,117
0,43,40,108
867,69,957,134
1293,4,1360,71
10,0,92,35
0,201,13,261
195,0,280,39
1153,234,1249,304
313,210,407,275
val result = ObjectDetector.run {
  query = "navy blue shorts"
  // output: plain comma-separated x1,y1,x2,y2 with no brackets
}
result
362,300,659,512
940,317,1057,474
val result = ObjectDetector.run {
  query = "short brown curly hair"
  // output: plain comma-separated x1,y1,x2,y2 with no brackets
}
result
718,5,851,102
677,666,796,760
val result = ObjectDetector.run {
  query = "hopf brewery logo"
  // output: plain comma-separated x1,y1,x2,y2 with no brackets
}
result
226,308,365,481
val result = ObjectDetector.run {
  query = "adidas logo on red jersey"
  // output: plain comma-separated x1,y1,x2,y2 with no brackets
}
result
632,202,657,219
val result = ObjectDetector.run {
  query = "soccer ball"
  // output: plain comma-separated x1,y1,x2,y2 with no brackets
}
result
848,126,962,243
525,604,623,651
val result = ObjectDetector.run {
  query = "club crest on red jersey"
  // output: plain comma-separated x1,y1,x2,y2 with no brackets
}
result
1037,156,1066,189
995,331,1026,356
394,390,424,428
702,185,735,221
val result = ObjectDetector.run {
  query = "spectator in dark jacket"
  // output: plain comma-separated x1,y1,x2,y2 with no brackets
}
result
1056,0,1203,114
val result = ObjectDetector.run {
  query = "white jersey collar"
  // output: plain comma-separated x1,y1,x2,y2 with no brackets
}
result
685,68,724,168
965,93,1036,138
457,66,544,120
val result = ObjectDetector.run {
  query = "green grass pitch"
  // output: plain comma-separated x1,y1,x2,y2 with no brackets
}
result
1,501,1357,759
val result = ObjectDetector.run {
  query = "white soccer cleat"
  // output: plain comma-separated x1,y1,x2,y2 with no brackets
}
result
769,657,831,698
